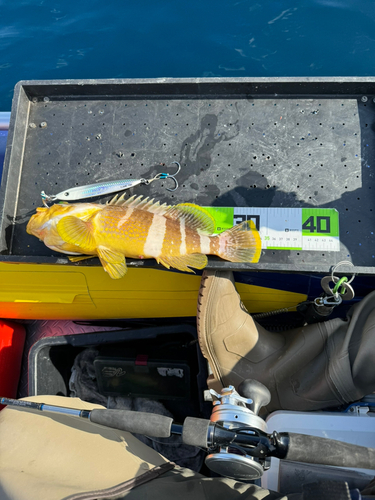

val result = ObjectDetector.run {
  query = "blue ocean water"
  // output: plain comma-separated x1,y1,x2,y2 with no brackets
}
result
1,0,375,112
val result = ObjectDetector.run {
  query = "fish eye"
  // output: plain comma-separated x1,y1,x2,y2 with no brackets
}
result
64,192,69,196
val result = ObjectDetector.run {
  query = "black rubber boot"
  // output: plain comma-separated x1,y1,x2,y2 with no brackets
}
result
197,270,375,412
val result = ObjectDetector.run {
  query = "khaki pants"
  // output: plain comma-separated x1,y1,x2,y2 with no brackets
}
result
0,396,291,500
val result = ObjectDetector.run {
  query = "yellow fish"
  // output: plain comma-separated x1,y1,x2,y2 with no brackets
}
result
26,194,261,279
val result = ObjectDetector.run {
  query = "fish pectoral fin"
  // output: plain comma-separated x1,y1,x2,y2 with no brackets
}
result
97,246,127,279
158,254,208,273
56,216,95,250
165,204,215,234
68,255,96,262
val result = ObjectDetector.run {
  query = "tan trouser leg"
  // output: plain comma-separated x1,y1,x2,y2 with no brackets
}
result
0,396,168,500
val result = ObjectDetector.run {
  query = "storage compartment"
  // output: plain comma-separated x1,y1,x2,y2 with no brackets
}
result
28,324,209,420
94,357,190,400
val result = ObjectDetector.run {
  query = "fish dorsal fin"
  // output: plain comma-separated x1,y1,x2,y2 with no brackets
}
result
107,195,214,231
56,216,95,251
165,203,215,234
107,193,133,205
108,194,171,216
107,194,119,205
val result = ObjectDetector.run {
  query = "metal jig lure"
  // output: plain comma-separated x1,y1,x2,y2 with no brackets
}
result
41,162,181,206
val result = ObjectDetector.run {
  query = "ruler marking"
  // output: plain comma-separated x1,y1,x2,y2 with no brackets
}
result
208,207,340,252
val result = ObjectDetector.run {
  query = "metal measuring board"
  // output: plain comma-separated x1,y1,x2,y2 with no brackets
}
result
205,207,339,252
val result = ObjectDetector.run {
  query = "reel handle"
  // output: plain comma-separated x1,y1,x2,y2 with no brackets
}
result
238,379,271,415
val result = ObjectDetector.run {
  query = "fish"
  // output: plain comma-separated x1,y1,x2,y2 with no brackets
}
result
26,194,262,279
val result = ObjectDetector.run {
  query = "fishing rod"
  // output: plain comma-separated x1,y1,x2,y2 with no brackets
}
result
2,379,375,481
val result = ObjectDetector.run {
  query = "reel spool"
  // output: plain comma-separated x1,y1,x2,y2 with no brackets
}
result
205,379,271,481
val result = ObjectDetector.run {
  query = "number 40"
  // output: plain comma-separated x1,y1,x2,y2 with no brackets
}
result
302,216,331,233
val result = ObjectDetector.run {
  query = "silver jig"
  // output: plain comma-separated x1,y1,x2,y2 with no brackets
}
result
41,162,181,206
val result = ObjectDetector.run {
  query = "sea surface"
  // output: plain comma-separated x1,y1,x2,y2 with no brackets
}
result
1,0,375,111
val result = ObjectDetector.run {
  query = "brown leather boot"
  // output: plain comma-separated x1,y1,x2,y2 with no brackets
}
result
197,270,375,412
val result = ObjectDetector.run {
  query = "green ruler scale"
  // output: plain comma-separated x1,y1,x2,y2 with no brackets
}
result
204,207,340,252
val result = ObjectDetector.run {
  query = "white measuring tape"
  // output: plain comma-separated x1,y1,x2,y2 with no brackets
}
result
205,207,340,252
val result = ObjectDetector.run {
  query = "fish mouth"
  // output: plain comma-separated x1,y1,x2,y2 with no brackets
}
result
26,225,42,238
26,213,48,237
26,219,36,235
26,214,40,235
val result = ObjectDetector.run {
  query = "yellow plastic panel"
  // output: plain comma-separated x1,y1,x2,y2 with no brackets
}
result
236,283,307,313
0,271,91,304
0,263,307,320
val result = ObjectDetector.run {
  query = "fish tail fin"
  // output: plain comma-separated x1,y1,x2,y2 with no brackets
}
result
217,220,261,263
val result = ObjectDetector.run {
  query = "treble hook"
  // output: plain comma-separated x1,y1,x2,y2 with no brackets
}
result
153,161,181,192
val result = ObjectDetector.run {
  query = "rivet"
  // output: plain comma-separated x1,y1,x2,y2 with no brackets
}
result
29,122,36,128
361,96,368,102
40,122,47,128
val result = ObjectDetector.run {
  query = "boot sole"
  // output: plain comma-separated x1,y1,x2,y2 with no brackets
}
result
197,270,227,390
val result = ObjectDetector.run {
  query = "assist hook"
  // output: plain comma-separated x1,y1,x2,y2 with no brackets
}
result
149,161,181,192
